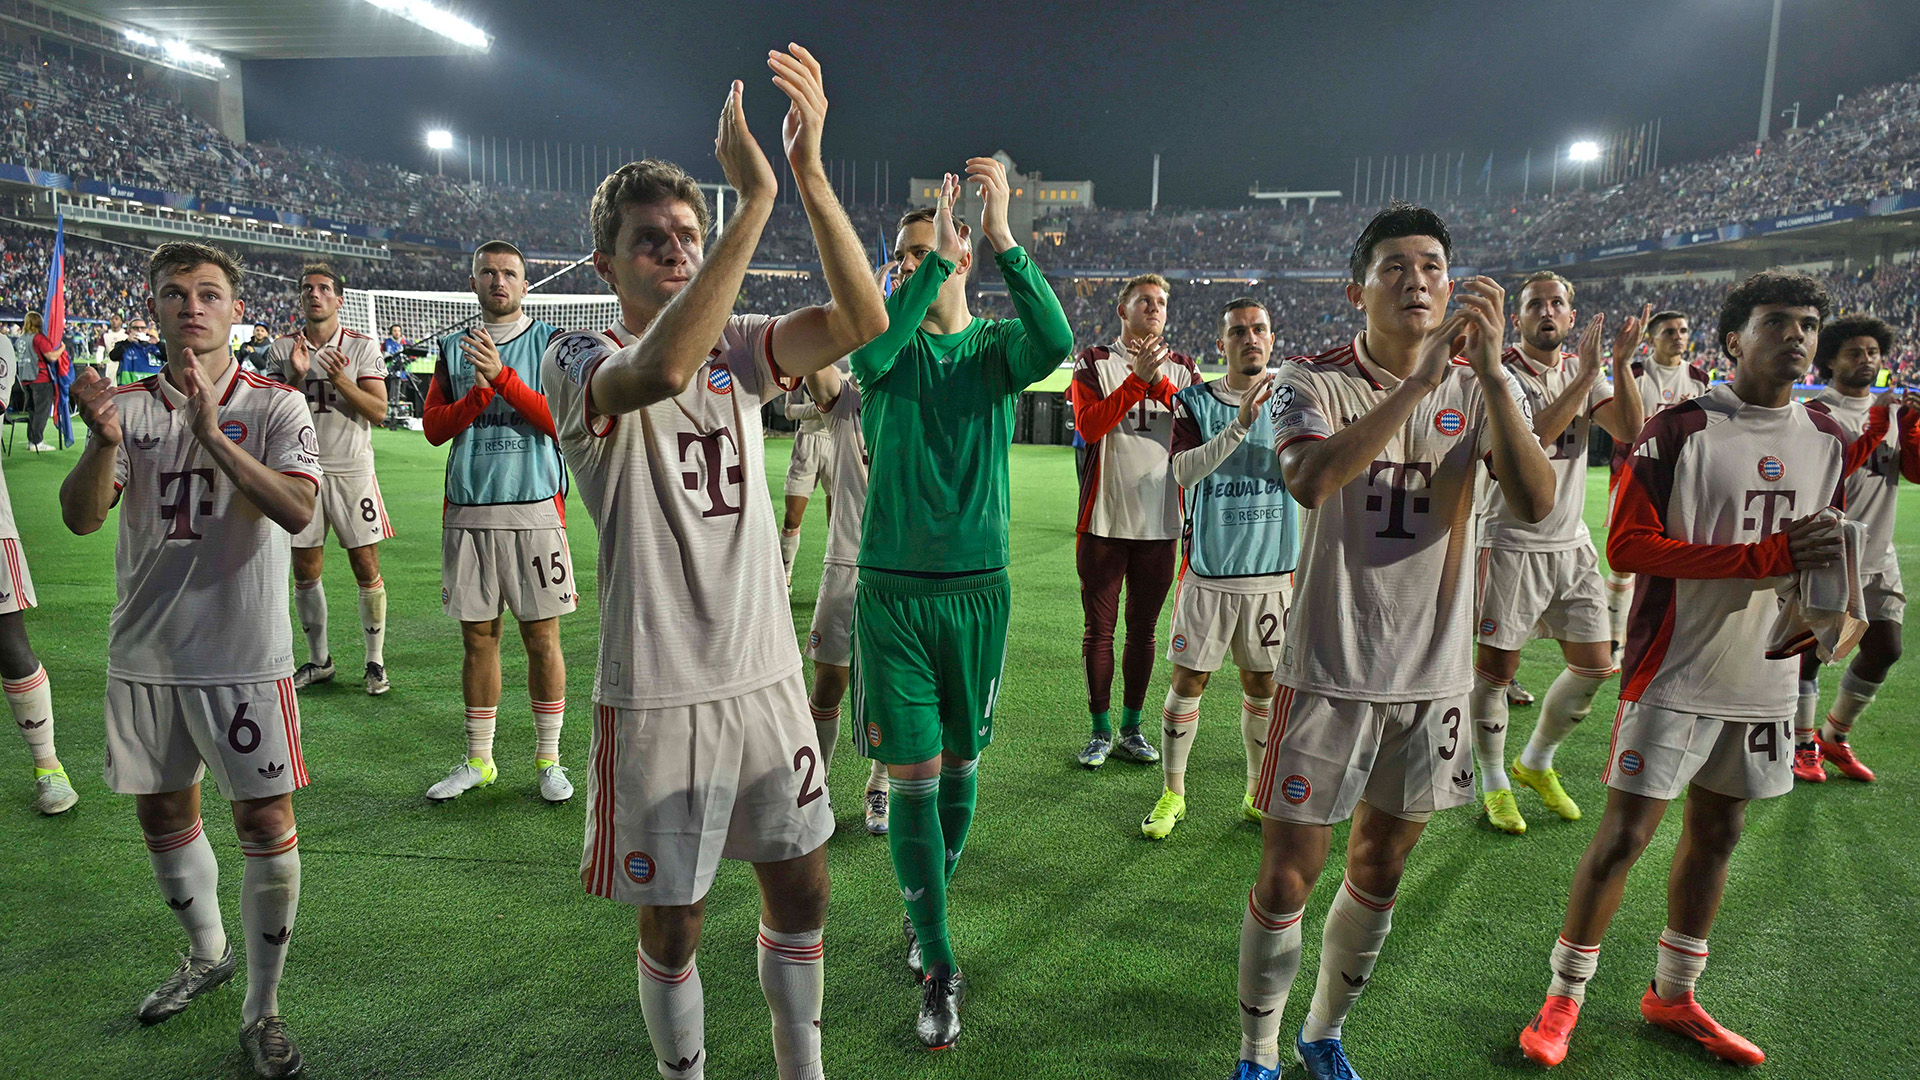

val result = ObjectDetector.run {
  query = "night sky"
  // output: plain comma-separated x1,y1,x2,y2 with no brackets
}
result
243,0,1920,208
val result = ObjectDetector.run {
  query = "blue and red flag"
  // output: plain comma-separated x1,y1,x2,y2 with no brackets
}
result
37,217,77,446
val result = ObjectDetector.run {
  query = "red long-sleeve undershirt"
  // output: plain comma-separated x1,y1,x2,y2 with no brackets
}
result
1606,456,1796,581
1069,372,1178,444
423,365,556,446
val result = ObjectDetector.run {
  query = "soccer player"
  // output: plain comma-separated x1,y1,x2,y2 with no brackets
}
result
266,263,393,696
1471,274,1646,835
0,339,71,815
1603,310,1708,651
1234,204,1555,1080
62,241,319,1079
1140,298,1296,840
851,161,1073,1049
797,352,892,835
542,49,885,1080
1519,271,1850,1069
421,240,573,804
1067,274,1197,768
1794,315,1916,782
778,382,831,586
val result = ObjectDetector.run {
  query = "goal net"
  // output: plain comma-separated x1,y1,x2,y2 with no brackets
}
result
341,290,623,345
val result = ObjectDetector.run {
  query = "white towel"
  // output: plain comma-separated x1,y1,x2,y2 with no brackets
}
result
1767,511,1867,663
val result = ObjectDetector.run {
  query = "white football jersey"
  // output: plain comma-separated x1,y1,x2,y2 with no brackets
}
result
1070,341,1198,540
1803,390,1907,577
109,360,320,684
266,325,385,476
1480,346,1612,552
543,315,802,710
820,379,869,568
1610,358,1711,476
1614,386,1846,719
1269,334,1530,701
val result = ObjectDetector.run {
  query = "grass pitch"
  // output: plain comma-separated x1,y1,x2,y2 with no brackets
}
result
0,429,1912,1079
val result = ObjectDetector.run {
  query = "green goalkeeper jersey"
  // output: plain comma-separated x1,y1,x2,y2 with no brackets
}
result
852,246,1073,573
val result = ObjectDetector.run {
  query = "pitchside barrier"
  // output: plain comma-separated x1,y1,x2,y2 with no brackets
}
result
341,290,624,346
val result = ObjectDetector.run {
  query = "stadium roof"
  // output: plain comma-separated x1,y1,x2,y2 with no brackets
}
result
47,0,490,60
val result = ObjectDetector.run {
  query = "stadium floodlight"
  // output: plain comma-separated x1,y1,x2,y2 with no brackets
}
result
359,0,493,51
159,38,225,70
426,129,454,151
122,28,157,47
1568,141,1601,163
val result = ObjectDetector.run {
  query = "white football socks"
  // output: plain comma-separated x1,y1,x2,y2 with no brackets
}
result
810,703,839,771
1605,571,1633,645
5,665,55,767
779,529,801,584
1519,664,1612,773
532,698,564,763
238,826,300,1025
1237,891,1304,1070
1241,694,1273,795
757,924,825,1080
867,757,889,792
465,706,498,762
1824,668,1882,743
145,819,227,962
638,944,705,1079
1302,878,1395,1044
1471,670,1512,792
1654,929,1709,1000
358,576,387,667
1160,689,1201,795
294,579,328,663
1795,678,1820,745
1546,935,1600,1003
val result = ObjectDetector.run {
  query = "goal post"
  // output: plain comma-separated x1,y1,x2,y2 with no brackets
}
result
341,290,623,345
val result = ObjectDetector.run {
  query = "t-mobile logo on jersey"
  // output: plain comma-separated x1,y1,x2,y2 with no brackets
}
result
158,468,217,540
1364,459,1433,539
1741,489,1796,536
678,428,744,518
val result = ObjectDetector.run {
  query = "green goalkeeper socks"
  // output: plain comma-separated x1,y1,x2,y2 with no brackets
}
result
888,775,955,974
938,759,979,884
1121,706,1143,733
1090,709,1112,736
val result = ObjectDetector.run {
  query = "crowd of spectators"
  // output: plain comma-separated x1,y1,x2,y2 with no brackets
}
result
5,36,1920,270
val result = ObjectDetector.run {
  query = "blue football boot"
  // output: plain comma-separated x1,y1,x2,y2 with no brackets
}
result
1295,1029,1363,1079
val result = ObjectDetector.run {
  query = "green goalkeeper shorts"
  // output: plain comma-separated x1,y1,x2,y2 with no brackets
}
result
851,568,1010,766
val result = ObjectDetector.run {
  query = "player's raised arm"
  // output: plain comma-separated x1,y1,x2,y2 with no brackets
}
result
851,178,962,387
969,155,1073,387
1278,311,1466,508
589,81,777,416
1592,304,1648,443
1528,314,1606,448
764,44,887,377
1459,277,1555,523
60,367,123,534
177,350,318,535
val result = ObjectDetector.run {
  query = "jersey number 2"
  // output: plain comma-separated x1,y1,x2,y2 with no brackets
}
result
793,745,825,807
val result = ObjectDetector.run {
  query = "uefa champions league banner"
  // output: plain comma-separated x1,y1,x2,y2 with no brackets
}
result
1751,204,1866,234
74,179,197,209
0,164,70,189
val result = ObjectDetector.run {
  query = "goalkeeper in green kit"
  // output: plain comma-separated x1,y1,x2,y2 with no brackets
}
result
850,159,1073,1050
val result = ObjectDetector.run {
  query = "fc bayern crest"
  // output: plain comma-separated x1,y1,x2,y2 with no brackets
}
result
624,851,655,884
867,722,882,747
1171,634,1188,652
1618,749,1645,776
1757,456,1785,481
808,630,821,648
221,420,247,444
1479,617,1497,636
1281,775,1311,804
707,365,733,394
1433,408,1465,436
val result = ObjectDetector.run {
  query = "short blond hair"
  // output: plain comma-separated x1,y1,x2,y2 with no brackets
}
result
1518,270,1575,307
1116,273,1170,309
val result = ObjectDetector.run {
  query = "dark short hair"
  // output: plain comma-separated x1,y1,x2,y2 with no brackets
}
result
1350,201,1454,284
898,206,938,232
1813,313,1894,379
1716,270,1830,360
591,159,710,255
1647,309,1687,332
148,241,243,293
300,262,344,294
1220,297,1269,326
